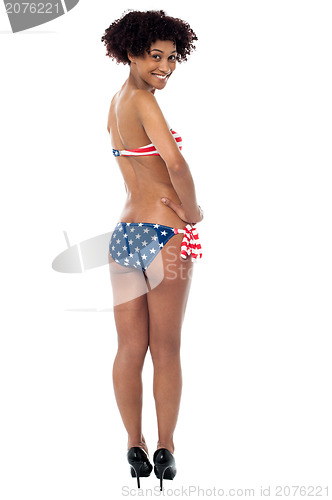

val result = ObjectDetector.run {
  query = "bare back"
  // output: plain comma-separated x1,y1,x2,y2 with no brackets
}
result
107,82,186,227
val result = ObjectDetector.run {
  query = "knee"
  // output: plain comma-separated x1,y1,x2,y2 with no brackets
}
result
116,342,148,367
149,337,181,365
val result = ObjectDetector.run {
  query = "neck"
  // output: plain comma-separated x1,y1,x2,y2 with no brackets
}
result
127,67,155,94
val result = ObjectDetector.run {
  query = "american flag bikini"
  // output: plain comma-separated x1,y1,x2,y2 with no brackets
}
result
111,129,202,266
109,222,202,271
112,129,182,156
174,224,202,262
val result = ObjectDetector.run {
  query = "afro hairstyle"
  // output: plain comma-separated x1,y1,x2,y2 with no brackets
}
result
101,9,198,65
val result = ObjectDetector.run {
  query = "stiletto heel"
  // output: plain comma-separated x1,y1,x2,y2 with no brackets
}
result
153,448,177,491
129,462,144,488
127,447,153,489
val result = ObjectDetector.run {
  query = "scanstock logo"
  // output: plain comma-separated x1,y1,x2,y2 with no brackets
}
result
4,0,80,33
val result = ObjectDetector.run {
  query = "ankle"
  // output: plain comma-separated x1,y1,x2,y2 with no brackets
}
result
157,440,174,454
128,436,148,453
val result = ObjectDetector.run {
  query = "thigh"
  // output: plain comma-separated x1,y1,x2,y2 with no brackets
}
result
108,251,149,307
144,234,194,351
108,251,149,352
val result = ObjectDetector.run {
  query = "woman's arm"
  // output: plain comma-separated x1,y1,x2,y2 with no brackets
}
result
134,90,202,223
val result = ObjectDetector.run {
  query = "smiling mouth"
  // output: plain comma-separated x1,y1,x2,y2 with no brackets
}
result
152,73,170,80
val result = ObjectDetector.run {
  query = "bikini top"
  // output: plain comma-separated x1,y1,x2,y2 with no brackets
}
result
112,129,182,157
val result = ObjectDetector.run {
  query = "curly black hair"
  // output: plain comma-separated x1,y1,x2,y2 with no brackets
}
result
101,9,198,65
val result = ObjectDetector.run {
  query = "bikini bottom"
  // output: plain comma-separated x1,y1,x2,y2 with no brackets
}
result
109,221,202,271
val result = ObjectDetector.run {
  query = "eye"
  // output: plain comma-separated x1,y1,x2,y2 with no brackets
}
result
152,54,160,59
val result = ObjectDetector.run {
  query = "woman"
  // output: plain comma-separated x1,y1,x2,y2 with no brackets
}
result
101,10,203,491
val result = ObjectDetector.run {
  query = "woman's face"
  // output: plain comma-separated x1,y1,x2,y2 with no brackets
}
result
128,39,177,91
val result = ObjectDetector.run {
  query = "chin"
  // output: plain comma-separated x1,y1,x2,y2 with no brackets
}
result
154,81,167,89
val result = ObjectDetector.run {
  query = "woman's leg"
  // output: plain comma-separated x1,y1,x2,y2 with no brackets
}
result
109,255,150,455
144,234,194,454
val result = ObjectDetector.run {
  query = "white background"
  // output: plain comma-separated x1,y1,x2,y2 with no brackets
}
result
0,0,331,498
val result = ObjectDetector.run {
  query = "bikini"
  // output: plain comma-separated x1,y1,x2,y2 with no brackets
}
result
112,129,182,157
110,129,202,270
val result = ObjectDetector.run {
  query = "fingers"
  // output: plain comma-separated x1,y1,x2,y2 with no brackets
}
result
161,197,188,223
161,197,176,211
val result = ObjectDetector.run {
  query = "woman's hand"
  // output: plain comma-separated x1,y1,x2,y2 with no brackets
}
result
161,198,204,224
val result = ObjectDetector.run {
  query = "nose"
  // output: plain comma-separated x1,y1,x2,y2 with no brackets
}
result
158,59,171,74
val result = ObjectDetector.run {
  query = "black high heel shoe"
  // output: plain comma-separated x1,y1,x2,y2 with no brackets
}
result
153,448,177,491
127,447,153,489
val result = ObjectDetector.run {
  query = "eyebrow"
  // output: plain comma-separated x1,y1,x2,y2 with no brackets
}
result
150,49,177,54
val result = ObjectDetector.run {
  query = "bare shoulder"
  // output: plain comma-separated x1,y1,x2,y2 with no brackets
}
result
132,90,165,124
132,89,158,108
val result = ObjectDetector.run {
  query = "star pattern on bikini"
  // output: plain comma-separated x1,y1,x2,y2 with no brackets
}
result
110,222,178,270
110,221,203,268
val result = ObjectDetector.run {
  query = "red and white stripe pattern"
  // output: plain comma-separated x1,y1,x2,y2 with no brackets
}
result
174,224,202,262
113,129,182,157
